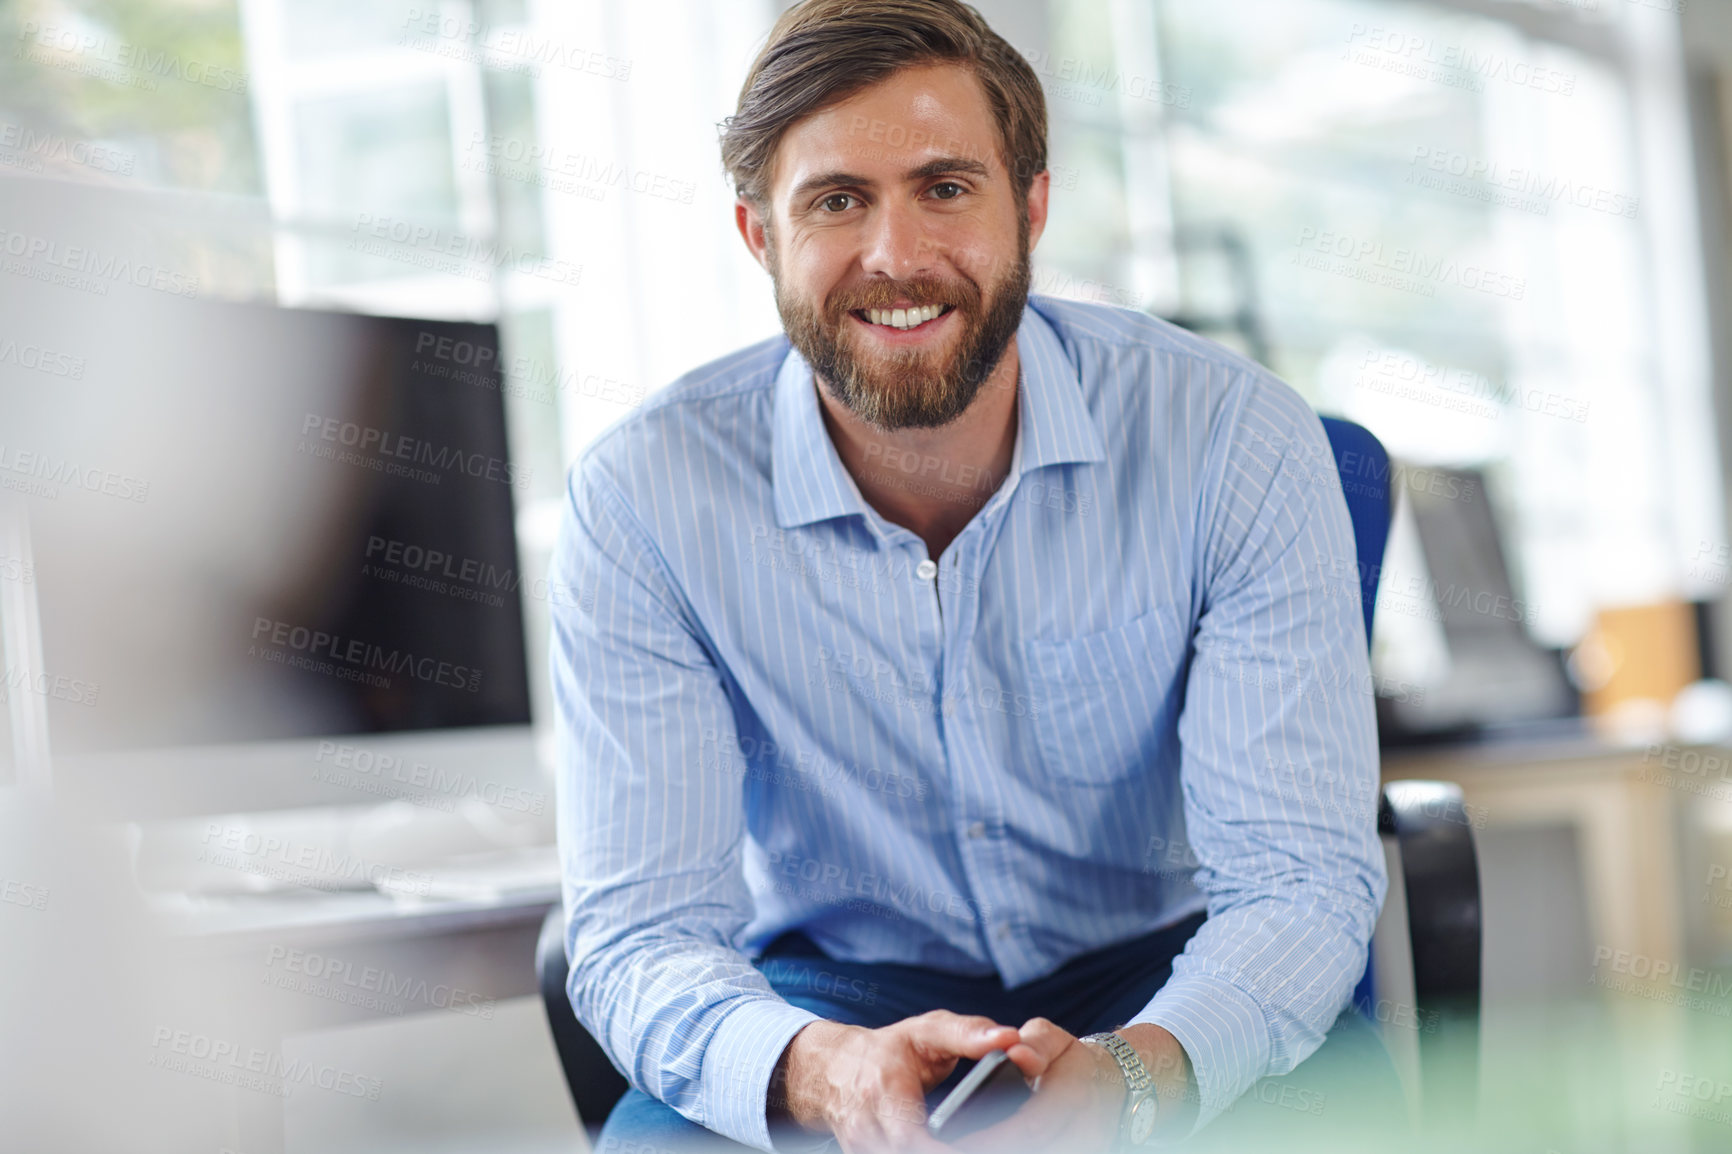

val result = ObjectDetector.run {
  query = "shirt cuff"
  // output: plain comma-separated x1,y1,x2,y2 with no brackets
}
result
700,997,824,1152
1124,972,1272,1137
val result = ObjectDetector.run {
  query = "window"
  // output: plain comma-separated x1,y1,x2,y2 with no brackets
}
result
1036,0,1719,691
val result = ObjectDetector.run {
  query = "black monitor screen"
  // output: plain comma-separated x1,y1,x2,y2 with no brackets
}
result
11,294,532,756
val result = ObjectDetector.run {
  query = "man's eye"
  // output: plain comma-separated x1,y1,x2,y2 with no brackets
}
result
929,182,964,200
819,193,856,213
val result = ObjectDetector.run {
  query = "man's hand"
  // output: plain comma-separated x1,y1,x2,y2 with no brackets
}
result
769,1011,1021,1153
949,1019,1196,1154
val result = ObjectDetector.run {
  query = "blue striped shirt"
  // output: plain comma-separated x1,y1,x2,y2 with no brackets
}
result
551,295,1387,1150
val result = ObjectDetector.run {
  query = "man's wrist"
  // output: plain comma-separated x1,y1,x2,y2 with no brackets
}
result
1115,1023,1198,1139
768,1018,861,1143
1080,1030,1150,1149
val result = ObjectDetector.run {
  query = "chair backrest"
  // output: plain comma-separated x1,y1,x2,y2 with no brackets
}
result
1317,416,1393,641
1319,416,1481,1124
1317,416,1392,1011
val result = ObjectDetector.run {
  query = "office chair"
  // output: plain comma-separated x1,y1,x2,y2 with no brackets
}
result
536,417,1482,1138
1321,416,1482,1128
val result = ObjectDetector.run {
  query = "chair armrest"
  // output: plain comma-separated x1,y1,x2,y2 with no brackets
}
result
536,905,631,1132
1379,780,1482,1126
1378,781,1482,1002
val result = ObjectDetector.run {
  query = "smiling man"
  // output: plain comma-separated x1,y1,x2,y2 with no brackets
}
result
550,2,1388,1152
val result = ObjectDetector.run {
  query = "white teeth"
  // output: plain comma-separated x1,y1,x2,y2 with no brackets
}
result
866,304,944,330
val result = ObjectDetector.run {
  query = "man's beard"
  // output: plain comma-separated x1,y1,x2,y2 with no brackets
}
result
770,220,1032,431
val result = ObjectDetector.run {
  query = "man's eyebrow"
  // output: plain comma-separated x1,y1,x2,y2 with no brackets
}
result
906,155,992,182
788,170,872,203
786,155,994,204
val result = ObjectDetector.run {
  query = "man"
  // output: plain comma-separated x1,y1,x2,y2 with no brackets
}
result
550,1,1389,1151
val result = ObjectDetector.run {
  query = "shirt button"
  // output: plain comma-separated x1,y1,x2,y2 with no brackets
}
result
966,821,986,839
942,699,957,717
915,559,938,581
995,923,1013,941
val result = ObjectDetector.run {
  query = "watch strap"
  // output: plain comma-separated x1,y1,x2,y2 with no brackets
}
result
1081,1031,1157,1148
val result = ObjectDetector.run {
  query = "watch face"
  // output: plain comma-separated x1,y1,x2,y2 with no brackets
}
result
1129,1095,1158,1144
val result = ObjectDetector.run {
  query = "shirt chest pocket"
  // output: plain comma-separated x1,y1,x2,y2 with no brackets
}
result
1021,606,1191,787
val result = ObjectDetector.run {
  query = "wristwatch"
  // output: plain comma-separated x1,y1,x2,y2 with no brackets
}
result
1080,1031,1159,1149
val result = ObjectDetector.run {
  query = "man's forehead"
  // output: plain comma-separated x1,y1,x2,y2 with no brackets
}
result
769,65,1003,196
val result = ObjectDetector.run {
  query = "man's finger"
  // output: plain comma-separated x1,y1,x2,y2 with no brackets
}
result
908,1010,1020,1059
1004,1016,1072,1080
1002,1041,1048,1081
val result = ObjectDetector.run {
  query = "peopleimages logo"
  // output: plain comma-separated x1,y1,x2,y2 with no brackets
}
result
464,131,695,205
1356,349,1589,424
348,213,583,286
0,664,101,708
148,1027,381,1100
0,120,135,175
299,412,529,491
1406,146,1639,220
763,850,992,925
313,740,546,815
16,22,249,93
249,616,483,694
1293,227,1526,301
0,226,200,297
199,822,435,896
0,336,85,379
263,944,496,1018
0,875,49,911
1343,24,1576,97
0,442,150,503
1591,945,1732,999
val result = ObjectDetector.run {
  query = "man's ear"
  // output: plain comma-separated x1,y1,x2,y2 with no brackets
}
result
736,197,771,272
1023,168,1051,254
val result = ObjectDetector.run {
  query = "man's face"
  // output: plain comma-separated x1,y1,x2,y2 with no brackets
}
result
740,63,1047,431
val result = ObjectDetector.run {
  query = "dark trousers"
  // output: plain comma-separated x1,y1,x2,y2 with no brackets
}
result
597,913,1404,1152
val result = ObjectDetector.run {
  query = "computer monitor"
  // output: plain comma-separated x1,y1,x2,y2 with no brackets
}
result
4,290,535,818
1375,465,1578,744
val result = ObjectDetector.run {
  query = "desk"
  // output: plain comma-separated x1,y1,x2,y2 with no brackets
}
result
1383,738,1702,971
156,856,560,1154
1383,738,1732,1152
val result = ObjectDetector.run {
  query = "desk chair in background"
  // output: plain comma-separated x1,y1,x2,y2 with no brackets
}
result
536,417,1483,1141
1322,416,1483,1130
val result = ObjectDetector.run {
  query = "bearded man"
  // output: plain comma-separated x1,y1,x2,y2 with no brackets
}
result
550,2,1392,1151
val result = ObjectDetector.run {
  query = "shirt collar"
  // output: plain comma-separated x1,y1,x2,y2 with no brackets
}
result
772,297,1108,530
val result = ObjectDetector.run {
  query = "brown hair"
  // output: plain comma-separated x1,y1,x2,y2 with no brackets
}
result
720,0,1047,211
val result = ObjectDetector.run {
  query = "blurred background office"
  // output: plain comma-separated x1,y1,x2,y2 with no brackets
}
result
6,0,1732,1151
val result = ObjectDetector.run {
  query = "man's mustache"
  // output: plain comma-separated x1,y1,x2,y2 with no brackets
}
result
827,278,980,316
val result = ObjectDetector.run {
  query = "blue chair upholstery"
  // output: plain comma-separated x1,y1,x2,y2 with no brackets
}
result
1319,416,1392,1024
1319,416,1392,644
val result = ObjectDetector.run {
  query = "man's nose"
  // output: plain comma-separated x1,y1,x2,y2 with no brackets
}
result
859,200,941,281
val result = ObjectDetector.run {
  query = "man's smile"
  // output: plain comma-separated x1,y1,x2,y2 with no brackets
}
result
848,303,956,339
